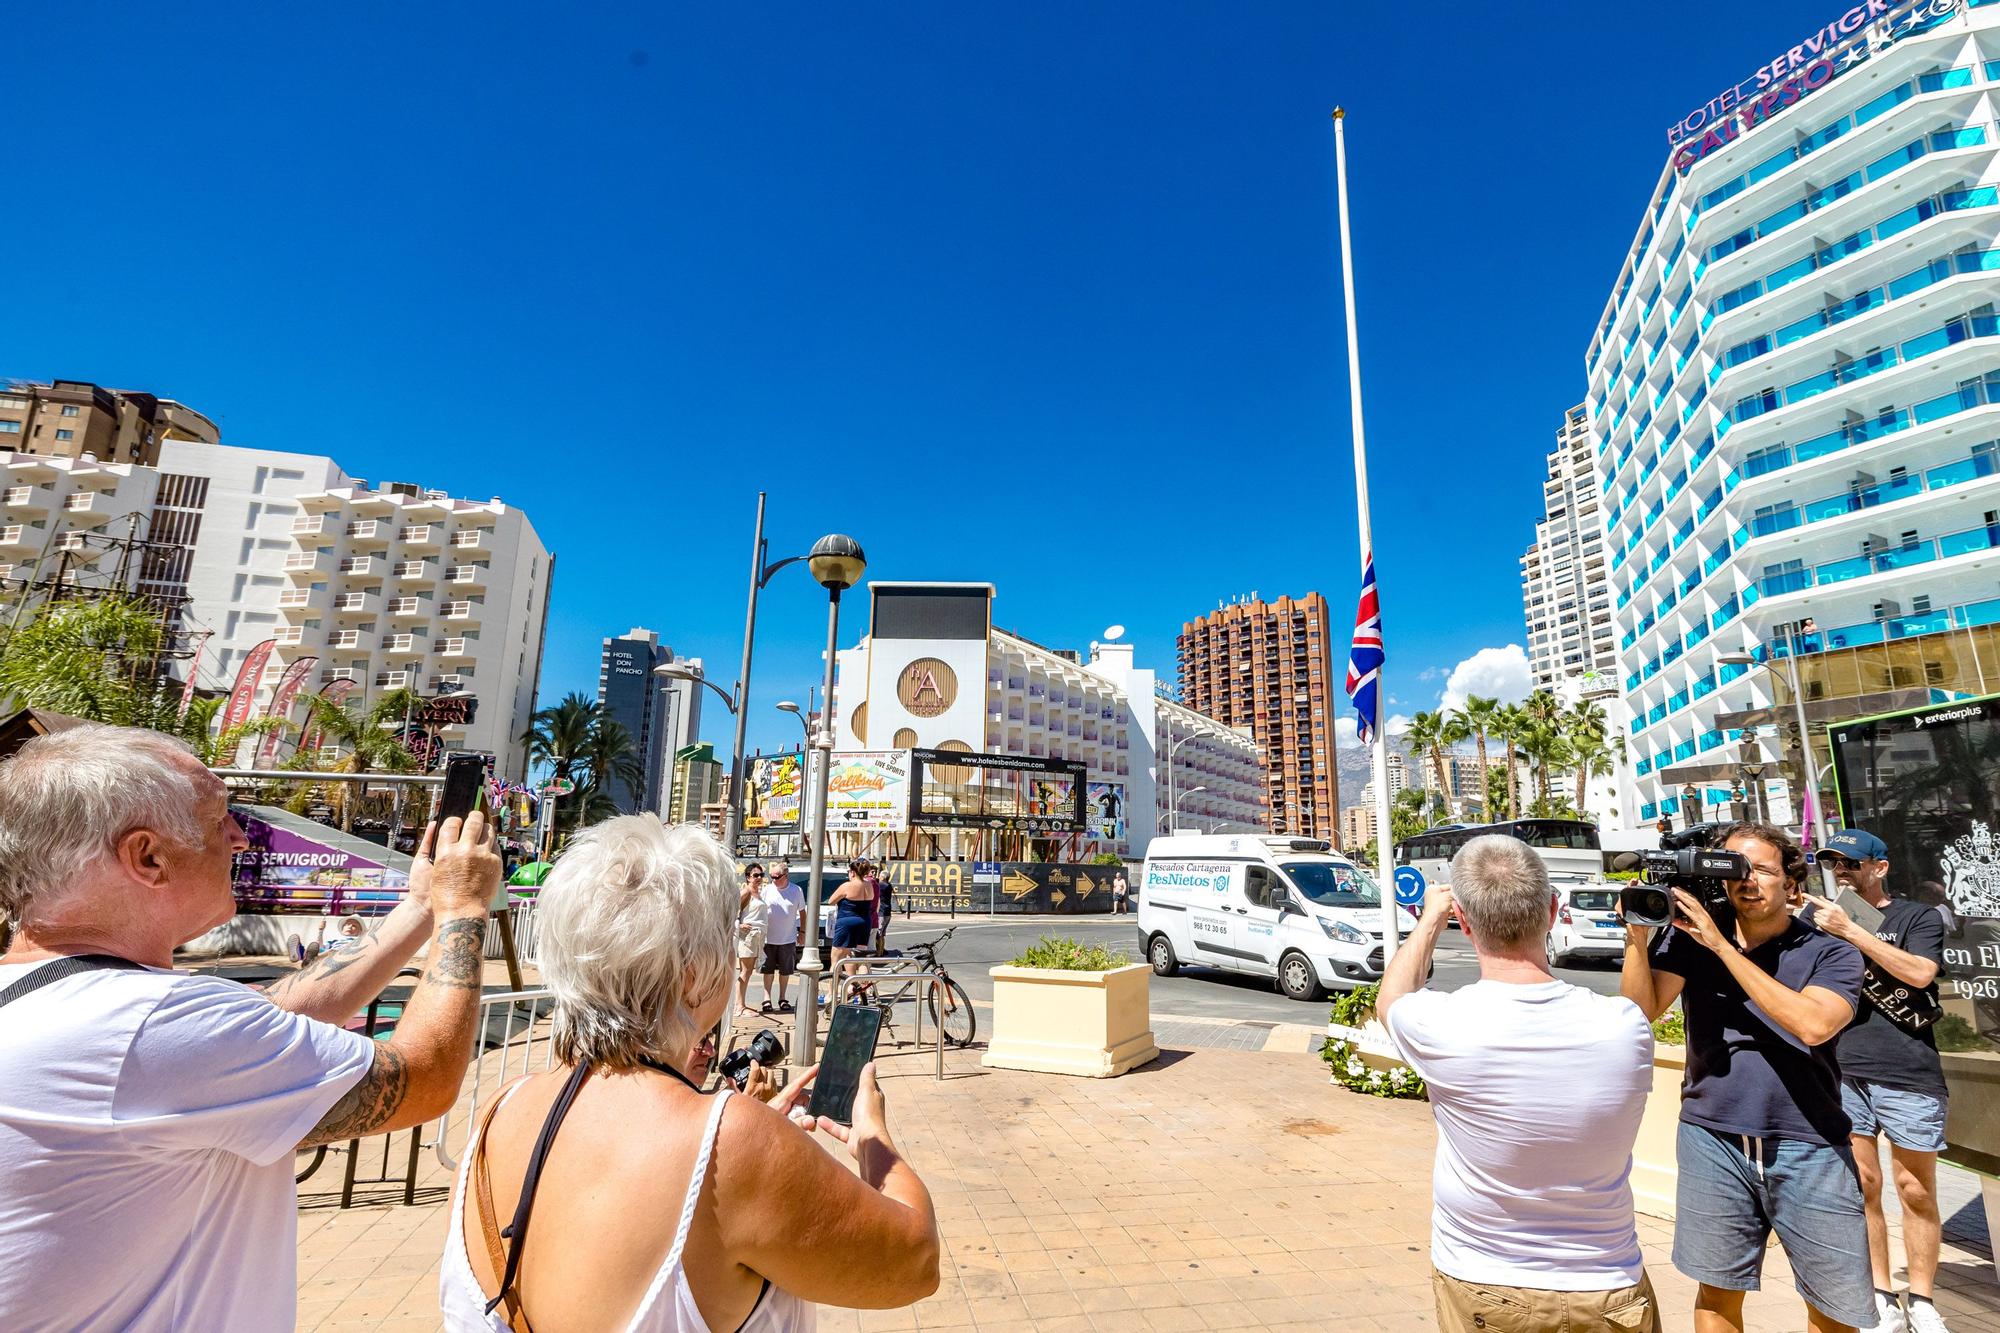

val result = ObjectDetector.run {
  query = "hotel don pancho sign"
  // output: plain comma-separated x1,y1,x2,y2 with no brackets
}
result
1669,0,1960,174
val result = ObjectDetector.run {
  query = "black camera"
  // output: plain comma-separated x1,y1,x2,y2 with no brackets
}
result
718,1028,786,1090
1615,823,1750,935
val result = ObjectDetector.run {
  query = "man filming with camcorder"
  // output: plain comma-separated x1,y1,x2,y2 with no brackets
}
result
1622,821,1871,1333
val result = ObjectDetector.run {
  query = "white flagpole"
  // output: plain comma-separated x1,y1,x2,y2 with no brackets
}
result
1332,108,1401,966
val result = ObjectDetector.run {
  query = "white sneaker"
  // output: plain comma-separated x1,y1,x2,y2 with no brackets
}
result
1862,1291,1908,1333
1907,1298,1951,1333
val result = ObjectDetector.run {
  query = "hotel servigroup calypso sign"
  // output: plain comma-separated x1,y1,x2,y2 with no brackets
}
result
1668,0,1957,174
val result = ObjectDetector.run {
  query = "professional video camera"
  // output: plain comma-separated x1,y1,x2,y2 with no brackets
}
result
1613,823,1750,935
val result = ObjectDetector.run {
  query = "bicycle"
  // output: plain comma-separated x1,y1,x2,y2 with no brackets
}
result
838,925,977,1049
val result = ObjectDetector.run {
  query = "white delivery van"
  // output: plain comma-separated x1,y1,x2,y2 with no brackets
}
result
1138,834,1418,1000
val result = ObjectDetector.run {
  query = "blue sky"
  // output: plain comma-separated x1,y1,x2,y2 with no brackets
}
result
2,1,1848,764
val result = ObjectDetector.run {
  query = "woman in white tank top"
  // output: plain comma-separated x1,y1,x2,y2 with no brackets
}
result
440,819,940,1332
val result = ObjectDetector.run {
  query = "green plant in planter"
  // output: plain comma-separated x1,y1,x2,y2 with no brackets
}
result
1651,1008,1685,1046
1009,935,1130,971
1328,983,1381,1029
1322,983,1426,1099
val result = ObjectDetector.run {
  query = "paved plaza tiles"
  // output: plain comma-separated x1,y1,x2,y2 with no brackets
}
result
289,1002,2000,1332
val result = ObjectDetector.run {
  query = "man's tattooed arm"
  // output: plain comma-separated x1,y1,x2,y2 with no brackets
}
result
297,912,492,1147
300,1043,410,1146
262,896,436,1026
427,917,486,990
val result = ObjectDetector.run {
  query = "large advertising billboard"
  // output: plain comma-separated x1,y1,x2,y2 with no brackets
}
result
1087,781,1126,841
742,751,805,833
909,747,1086,834
825,751,911,832
880,859,1115,914
1830,693,2000,1173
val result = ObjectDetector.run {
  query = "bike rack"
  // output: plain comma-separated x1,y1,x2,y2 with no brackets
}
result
829,956,949,1081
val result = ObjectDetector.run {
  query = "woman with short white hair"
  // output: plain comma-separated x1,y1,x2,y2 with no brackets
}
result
440,816,939,1332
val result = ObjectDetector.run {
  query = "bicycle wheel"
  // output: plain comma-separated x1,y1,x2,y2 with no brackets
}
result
295,1145,327,1183
926,977,977,1048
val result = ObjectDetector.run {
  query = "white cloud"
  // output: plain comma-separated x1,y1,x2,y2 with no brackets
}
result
1437,645,1533,716
1334,716,1359,746
1385,713,1412,738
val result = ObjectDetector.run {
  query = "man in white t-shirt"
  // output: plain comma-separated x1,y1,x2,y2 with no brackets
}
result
1379,834,1658,1333
0,724,502,1332
758,860,808,1013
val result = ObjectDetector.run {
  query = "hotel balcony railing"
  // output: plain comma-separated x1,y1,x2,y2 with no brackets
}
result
345,519,389,543
327,631,363,651
437,637,473,657
1755,520,2000,599
290,514,335,539
1733,446,2000,545
375,671,413,690
1755,592,2000,657
1722,314,2000,432
399,524,441,548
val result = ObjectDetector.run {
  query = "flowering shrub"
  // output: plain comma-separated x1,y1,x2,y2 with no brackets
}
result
1322,1037,1427,1099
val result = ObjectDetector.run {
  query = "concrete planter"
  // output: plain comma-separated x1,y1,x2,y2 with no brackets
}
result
982,962,1159,1077
1632,1046,1687,1220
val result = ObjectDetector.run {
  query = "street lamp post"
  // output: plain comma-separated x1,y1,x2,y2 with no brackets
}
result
1174,784,1208,833
653,665,738,827
719,495,823,855
1165,730,1199,837
1718,633,1829,845
795,534,866,1067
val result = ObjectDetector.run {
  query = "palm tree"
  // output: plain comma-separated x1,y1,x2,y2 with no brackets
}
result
585,717,647,815
0,596,180,727
1570,729,1615,815
1567,698,1609,745
173,694,291,768
522,691,599,788
1455,695,1500,821
291,691,419,831
1518,719,1572,811
1492,702,1527,820
1404,711,1455,817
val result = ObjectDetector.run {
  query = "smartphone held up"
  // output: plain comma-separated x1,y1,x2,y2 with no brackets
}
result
808,1003,883,1127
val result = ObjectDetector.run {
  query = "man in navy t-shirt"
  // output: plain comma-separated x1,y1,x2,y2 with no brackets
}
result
1623,821,1870,1333
1809,829,1952,1333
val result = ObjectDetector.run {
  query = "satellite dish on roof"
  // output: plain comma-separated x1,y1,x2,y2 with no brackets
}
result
1103,625,1125,641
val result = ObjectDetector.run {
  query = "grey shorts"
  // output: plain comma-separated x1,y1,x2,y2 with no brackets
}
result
761,940,799,977
1841,1077,1948,1152
1672,1123,1871,1328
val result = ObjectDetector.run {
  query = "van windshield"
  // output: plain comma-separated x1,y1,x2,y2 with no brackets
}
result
1281,861,1382,909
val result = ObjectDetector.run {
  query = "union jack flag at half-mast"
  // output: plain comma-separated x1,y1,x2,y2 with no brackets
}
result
1345,553,1384,744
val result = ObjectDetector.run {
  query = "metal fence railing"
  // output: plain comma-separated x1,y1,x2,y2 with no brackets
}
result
433,987,558,1173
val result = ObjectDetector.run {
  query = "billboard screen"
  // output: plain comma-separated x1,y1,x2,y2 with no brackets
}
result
908,747,1086,833
1830,693,2000,1173
742,751,805,833
1087,781,1126,841
825,751,911,832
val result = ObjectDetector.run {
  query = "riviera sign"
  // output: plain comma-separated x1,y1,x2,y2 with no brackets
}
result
1668,0,1959,172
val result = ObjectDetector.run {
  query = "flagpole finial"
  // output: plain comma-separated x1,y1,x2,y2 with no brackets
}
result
1332,107,1345,120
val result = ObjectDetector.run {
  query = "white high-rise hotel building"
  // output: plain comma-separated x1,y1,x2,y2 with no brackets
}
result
1522,404,1617,690
1594,0,2000,825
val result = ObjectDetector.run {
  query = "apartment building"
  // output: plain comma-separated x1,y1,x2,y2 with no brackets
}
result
0,441,554,780
0,380,217,467
1340,803,1378,851
1177,592,1339,842
1522,405,1616,690
669,743,725,823
1590,0,2000,825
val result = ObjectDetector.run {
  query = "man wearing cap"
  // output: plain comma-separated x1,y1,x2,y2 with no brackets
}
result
1804,829,1951,1333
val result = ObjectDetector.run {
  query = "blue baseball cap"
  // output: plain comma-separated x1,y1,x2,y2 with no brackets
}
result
1824,829,1889,861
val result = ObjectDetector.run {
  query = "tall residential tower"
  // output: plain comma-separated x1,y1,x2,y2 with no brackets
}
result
1177,592,1339,842
1522,405,1616,691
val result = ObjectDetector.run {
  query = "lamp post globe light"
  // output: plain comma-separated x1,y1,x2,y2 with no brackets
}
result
795,533,865,1067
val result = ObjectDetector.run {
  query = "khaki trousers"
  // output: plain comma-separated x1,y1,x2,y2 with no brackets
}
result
1432,1269,1661,1333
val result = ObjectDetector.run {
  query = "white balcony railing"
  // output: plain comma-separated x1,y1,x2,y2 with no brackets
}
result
442,600,475,618
327,631,362,650
276,589,313,609
381,634,420,653
274,627,304,646
399,524,439,546
375,671,413,689
345,519,387,541
322,667,362,684
338,557,377,576
450,530,487,549
283,552,323,571
437,637,472,656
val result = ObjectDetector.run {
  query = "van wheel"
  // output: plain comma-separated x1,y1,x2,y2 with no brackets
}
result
1546,933,1569,969
1278,952,1323,1002
1148,935,1179,977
